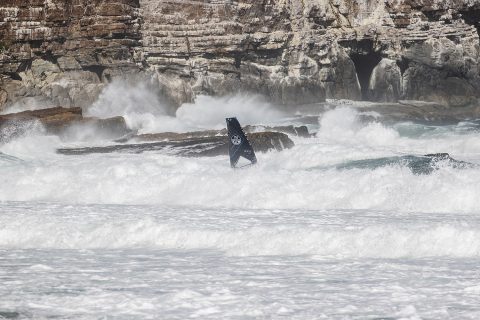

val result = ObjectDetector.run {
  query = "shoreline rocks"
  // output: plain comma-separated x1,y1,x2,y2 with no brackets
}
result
0,106,131,142
58,131,295,157
127,124,311,143
0,106,298,157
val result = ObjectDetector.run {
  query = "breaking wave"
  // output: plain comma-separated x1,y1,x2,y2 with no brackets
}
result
86,80,286,133
1,204,479,258
1,107,480,213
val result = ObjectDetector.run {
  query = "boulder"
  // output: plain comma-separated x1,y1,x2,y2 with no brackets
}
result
402,62,478,107
0,107,83,124
244,125,312,138
58,131,295,157
128,125,311,143
0,106,131,141
368,59,401,102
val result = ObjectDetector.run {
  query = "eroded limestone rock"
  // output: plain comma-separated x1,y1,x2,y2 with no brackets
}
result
368,59,401,102
1,0,480,109
141,0,480,107
0,0,141,109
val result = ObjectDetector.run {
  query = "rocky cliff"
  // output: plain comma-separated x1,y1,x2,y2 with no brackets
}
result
1,0,480,111
0,0,141,109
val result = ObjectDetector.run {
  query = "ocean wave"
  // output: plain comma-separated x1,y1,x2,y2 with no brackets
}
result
1,210,479,258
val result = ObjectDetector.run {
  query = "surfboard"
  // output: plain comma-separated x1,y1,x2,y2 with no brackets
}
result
226,117,257,168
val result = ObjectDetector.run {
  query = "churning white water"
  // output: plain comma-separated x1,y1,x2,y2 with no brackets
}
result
86,80,287,133
1,85,480,319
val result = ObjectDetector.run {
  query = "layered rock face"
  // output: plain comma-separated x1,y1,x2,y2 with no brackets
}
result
141,0,480,107
0,0,141,110
1,0,480,110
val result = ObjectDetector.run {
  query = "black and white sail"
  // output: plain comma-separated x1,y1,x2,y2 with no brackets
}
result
226,117,257,168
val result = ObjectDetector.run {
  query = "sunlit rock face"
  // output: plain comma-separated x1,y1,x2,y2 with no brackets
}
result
0,0,141,110
1,0,480,110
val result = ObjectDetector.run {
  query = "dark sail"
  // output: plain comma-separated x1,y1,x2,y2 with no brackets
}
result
226,117,257,168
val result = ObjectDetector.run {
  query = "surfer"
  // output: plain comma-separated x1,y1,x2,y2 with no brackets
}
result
226,117,257,168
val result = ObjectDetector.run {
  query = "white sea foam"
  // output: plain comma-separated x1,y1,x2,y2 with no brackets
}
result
0,150,478,213
0,96,57,115
1,108,480,213
176,94,286,130
317,107,480,156
4,82,480,319
85,79,182,133
317,107,400,146
1,135,57,157
2,98,480,318
86,80,286,133
1,204,479,259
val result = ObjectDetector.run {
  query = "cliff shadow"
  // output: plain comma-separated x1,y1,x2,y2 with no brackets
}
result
340,39,382,101
350,51,382,100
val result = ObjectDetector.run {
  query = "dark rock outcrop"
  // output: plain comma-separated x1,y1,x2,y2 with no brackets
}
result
58,131,294,157
0,106,82,122
0,106,130,141
128,125,311,142
337,153,475,175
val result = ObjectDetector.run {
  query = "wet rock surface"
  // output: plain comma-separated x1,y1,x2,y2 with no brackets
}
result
367,101,480,124
301,100,480,125
0,106,299,157
128,125,311,143
336,153,476,175
58,131,295,157
0,106,130,142
0,311,20,319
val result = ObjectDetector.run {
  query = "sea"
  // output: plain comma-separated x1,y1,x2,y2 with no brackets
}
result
1,84,480,319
